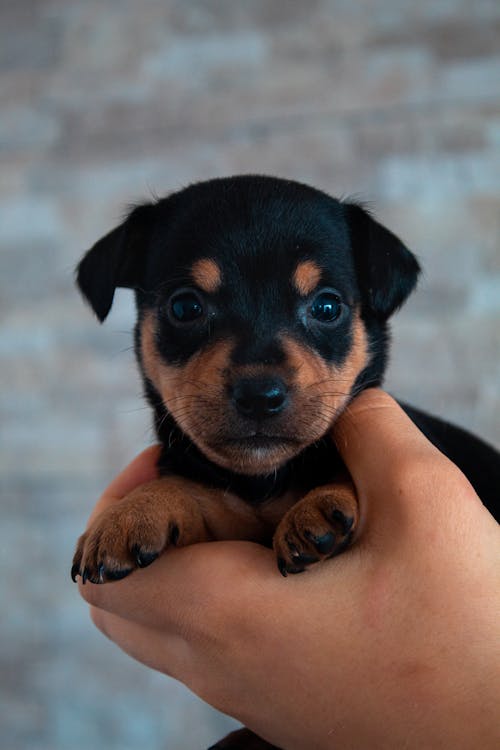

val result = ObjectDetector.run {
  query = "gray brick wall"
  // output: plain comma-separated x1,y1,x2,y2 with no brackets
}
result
1,1,499,748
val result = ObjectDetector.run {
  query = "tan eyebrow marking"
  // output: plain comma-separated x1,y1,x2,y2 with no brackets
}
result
293,260,322,296
191,258,222,294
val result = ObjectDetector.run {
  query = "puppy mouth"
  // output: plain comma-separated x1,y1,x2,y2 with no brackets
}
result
206,431,305,475
221,434,301,449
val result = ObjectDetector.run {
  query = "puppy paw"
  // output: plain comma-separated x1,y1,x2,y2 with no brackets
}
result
71,478,208,584
273,481,358,576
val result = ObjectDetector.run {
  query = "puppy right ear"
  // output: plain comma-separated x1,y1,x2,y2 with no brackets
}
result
76,203,156,322
345,202,420,319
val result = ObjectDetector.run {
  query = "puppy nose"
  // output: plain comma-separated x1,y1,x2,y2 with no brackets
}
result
232,377,288,419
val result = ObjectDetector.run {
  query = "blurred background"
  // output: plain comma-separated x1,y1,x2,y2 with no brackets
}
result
1,1,499,748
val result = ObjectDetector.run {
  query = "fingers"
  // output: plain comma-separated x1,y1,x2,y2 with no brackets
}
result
79,540,277,626
89,606,192,682
87,445,161,525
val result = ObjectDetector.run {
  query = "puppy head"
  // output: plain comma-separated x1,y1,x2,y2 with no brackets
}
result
77,175,419,475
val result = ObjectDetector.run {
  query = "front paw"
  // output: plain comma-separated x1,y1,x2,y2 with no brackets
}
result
71,478,207,584
273,481,358,576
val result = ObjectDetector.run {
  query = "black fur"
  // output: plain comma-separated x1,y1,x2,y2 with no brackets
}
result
77,175,499,521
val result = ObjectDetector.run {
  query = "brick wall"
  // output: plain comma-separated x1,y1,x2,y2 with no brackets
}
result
1,2,499,748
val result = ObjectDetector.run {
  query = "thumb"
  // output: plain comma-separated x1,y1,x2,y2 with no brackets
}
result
332,389,461,533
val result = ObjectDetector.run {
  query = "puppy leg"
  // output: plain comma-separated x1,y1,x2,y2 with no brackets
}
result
209,727,281,749
71,476,211,584
273,480,358,576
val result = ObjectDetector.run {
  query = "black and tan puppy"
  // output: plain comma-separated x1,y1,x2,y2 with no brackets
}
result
72,175,499,749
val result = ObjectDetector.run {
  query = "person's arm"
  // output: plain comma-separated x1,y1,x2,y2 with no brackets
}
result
78,390,500,749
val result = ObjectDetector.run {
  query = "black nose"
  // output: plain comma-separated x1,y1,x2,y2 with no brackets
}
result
232,377,288,420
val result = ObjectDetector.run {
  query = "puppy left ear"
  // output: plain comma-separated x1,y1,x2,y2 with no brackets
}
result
345,203,421,319
76,203,156,322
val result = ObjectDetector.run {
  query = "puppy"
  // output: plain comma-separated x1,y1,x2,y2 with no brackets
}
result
72,175,499,749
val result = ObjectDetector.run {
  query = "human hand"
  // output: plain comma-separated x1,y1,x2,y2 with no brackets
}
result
78,390,500,749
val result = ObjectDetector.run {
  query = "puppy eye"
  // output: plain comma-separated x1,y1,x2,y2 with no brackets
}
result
309,291,342,323
169,290,204,324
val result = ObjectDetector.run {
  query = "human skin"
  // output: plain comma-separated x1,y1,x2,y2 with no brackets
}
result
78,390,500,749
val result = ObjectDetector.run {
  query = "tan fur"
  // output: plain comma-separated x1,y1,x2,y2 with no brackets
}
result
191,257,222,293
73,468,358,581
73,473,304,581
141,312,295,473
140,310,368,474
281,312,368,430
293,260,322,296
141,310,231,445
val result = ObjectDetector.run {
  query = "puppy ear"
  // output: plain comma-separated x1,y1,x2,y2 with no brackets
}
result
76,203,155,322
345,203,420,319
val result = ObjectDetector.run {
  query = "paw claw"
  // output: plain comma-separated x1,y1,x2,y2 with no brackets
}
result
331,509,354,535
105,567,133,581
287,539,301,558
305,530,336,555
170,524,180,545
327,530,353,558
292,552,319,565
277,556,306,576
98,563,105,583
133,546,159,569
287,565,306,575
277,557,288,577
